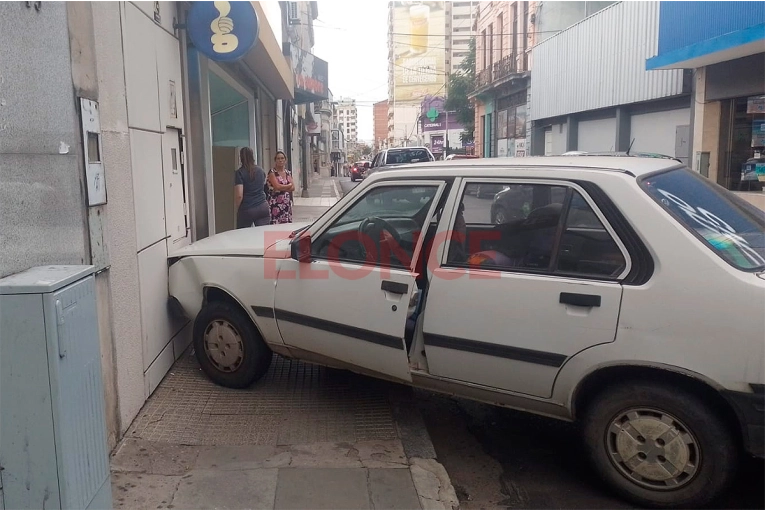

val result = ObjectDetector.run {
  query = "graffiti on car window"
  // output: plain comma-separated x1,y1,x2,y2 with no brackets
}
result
657,188,765,267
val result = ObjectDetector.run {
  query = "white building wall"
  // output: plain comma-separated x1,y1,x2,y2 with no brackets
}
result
578,118,617,152
551,123,568,155
630,108,691,156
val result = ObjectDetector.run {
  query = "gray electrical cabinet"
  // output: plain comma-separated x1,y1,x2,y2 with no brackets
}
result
0,266,112,509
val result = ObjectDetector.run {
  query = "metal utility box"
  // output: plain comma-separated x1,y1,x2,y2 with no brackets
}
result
0,266,112,510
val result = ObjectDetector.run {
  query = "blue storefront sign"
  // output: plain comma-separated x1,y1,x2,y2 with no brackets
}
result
187,2,259,62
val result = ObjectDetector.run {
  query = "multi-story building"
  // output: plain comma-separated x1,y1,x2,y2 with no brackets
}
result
284,1,328,195
387,1,478,148
373,100,389,151
334,98,358,146
646,1,764,206
445,1,479,73
472,2,619,159
529,2,691,168
0,1,295,449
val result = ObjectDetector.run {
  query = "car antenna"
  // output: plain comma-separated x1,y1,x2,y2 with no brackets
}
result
626,138,636,156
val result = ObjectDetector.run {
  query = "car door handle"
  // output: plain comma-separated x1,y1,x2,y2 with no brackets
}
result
381,280,408,295
559,292,601,307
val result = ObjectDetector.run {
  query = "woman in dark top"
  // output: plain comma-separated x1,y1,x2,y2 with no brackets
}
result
234,147,270,228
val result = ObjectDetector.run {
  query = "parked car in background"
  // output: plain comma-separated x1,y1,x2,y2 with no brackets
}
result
740,157,764,191
350,160,370,182
445,154,479,160
367,147,435,176
169,155,765,509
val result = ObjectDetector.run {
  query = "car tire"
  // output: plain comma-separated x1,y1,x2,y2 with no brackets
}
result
351,175,356,182
192,301,273,389
581,381,739,508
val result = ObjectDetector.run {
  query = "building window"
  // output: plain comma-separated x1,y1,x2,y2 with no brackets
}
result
510,3,518,60
497,13,503,58
453,14,472,19
481,29,487,70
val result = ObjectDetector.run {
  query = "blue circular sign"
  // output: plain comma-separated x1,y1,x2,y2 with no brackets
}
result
187,1,259,62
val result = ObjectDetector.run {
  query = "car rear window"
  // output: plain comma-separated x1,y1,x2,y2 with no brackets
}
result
640,168,765,271
385,149,431,165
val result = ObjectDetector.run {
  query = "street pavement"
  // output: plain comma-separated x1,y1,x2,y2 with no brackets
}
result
110,177,459,510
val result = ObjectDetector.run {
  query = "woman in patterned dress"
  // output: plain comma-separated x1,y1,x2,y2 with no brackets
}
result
266,150,295,224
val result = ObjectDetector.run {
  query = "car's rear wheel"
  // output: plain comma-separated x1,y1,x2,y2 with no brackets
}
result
351,175,356,182
582,382,739,508
193,301,272,388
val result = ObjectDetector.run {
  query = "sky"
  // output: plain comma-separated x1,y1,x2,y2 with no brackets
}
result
313,1,390,143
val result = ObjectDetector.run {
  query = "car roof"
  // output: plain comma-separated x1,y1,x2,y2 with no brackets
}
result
364,155,684,179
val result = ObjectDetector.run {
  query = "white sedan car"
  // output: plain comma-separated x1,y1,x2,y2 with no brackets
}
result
169,156,765,508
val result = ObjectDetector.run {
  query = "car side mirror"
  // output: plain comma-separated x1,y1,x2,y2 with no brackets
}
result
291,234,312,263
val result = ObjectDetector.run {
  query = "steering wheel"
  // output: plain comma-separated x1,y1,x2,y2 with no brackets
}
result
358,216,402,260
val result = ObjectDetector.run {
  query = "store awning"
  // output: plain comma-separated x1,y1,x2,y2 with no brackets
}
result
285,43,329,104
646,23,765,70
242,2,294,100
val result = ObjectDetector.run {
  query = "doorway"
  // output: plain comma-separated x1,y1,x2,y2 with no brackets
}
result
208,67,255,233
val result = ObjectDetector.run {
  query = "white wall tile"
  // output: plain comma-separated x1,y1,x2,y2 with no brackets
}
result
124,3,161,132
156,29,184,131
137,239,186,374
130,129,166,251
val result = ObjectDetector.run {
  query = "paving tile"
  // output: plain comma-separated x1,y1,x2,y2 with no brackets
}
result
194,445,292,470
195,414,281,446
369,468,422,510
127,346,400,447
284,442,363,468
171,468,278,510
355,440,409,469
274,468,371,510
111,471,181,510
111,438,200,475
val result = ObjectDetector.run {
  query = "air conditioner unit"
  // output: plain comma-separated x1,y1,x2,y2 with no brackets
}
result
288,2,300,25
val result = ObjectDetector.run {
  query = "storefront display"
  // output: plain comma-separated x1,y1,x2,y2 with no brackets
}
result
721,95,765,191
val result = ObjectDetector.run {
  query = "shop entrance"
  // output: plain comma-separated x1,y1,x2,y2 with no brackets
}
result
209,68,255,233
720,95,765,191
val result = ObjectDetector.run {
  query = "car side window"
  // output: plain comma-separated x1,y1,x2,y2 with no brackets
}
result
446,182,626,278
312,185,439,268
556,192,626,277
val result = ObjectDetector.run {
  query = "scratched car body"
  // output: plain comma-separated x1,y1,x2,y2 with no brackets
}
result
169,156,765,508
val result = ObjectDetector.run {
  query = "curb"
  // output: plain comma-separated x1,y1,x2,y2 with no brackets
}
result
390,386,460,510
331,177,342,199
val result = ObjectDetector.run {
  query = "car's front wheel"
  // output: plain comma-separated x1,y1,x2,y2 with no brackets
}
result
192,301,272,389
582,381,739,508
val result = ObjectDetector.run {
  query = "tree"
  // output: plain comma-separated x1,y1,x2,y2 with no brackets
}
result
444,37,476,143
361,144,372,157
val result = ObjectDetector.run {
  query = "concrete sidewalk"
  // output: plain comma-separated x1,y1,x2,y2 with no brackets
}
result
111,352,458,510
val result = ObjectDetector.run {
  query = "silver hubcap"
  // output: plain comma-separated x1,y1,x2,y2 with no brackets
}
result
606,408,700,490
203,319,244,372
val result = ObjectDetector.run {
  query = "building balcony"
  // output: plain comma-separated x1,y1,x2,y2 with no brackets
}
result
476,67,492,88
493,54,517,81
471,54,529,97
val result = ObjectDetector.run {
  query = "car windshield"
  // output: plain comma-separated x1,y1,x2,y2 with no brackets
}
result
385,149,431,165
640,168,765,271
337,186,437,225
